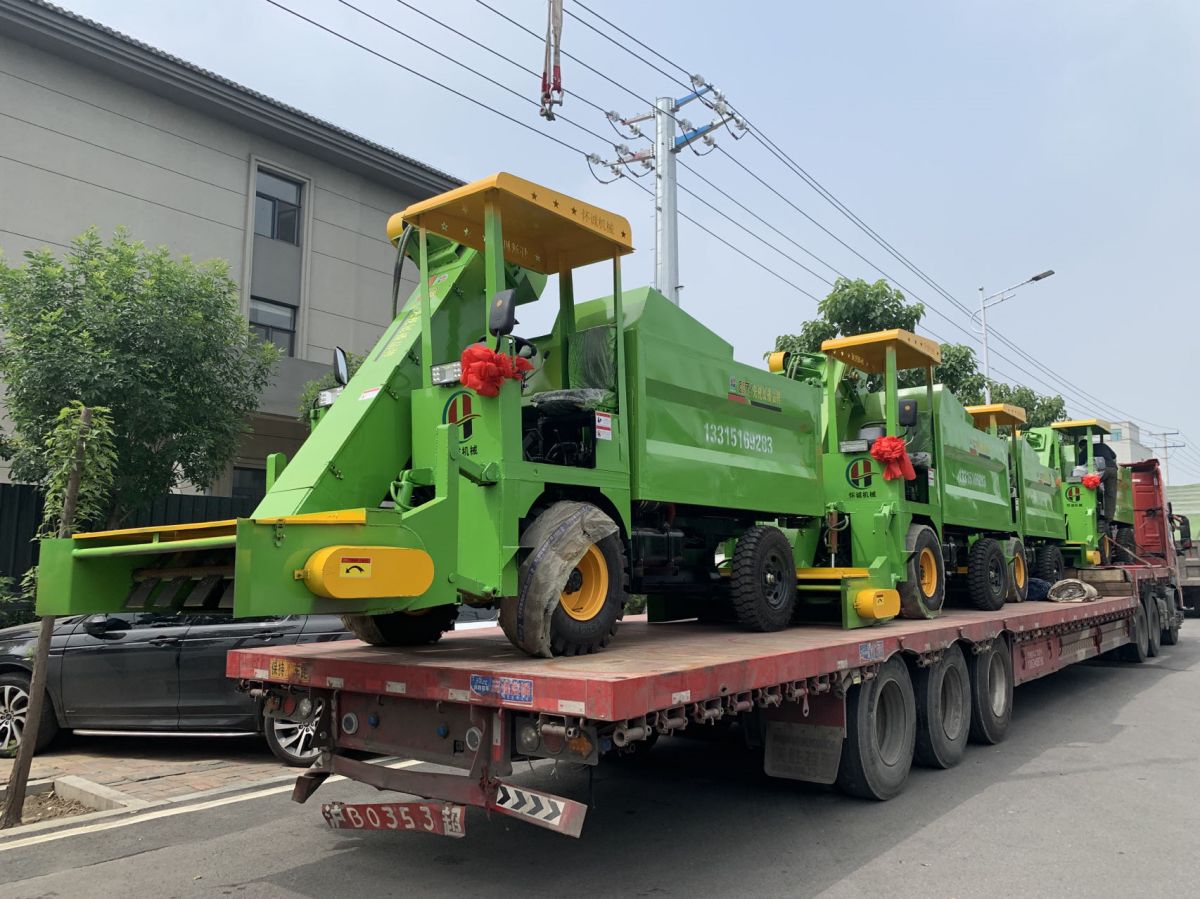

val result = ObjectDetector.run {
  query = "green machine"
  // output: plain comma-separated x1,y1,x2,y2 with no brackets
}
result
37,173,906,656
1024,419,1133,567
776,330,1026,621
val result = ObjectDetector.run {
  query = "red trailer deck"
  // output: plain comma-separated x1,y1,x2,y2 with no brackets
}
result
228,575,1179,840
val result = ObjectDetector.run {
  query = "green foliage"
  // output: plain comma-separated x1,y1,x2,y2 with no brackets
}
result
773,277,1064,423
39,402,117,536
0,229,278,525
296,351,364,423
0,580,34,629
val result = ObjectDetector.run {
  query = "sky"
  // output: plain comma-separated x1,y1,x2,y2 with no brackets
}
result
51,0,1200,481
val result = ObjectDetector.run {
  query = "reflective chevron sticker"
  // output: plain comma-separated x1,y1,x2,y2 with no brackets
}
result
492,783,586,837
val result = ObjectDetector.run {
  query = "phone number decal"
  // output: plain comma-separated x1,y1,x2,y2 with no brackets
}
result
703,423,774,454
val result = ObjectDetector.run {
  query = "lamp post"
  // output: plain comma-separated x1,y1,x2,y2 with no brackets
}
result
976,269,1055,402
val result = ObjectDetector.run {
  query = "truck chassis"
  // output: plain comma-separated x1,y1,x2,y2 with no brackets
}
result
230,563,1181,839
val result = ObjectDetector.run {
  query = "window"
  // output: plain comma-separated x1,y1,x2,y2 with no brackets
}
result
232,466,267,503
249,297,297,356
1111,428,1123,442
254,170,302,244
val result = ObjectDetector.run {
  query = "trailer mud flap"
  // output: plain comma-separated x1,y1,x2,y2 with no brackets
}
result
761,690,846,784
493,783,587,837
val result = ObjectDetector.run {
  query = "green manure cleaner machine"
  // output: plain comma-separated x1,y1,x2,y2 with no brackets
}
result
37,173,904,657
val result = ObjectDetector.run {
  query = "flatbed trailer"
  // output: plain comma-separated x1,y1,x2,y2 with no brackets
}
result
228,563,1181,840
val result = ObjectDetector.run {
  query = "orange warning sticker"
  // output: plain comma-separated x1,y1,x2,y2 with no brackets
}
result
340,556,372,578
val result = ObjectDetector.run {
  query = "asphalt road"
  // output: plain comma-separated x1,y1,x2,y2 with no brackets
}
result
3,636,1199,899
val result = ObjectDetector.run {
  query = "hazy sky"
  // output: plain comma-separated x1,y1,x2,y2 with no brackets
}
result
53,0,1200,480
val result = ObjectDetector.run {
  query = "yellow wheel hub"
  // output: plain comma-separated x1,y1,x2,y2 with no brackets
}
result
1013,551,1026,588
561,544,609,621
918,547,939,596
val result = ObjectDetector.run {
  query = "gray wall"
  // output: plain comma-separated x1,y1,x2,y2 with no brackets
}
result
0,31,426,481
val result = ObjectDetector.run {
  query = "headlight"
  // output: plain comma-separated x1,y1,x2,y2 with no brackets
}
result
316,387,343,408
431,361,462,386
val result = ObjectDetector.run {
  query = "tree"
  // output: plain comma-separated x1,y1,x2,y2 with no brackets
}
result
296,351,363,424
773,276,1065,423
0,229,278,526
1,404,114,827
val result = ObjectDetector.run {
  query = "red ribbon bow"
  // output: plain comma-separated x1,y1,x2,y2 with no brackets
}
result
870,435,917,481
1082,473,1101,490
460,344,532,398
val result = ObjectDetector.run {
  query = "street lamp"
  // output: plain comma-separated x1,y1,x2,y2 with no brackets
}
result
975,269,1055,402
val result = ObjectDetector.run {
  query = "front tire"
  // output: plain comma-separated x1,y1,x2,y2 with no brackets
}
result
730,525,796,632
545,530,626,656
0,672,58,756
1008,541,1029,602
898,526,946,619
836,655,916,800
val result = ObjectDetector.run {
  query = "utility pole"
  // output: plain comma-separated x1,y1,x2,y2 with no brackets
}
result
594,77,745,305
1147,430,1185,484
974,270,1055,403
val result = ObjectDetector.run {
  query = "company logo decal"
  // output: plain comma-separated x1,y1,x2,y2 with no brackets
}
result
442,390,479,443
846,458,874,489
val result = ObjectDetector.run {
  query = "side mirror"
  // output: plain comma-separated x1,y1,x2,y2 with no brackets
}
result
488,289,518,337
83,615,119,637
333,346,350,387
898,398,918,428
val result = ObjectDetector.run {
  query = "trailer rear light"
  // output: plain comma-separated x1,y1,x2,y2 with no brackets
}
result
839,439,869,454
431,361,462,386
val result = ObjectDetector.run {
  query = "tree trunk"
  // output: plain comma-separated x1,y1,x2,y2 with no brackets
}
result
1,407,90,829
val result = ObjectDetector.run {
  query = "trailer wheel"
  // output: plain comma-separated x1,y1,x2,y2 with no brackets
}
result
1145,593,1162,657
730,525,796,632
1033,545,1065,585
967,538,1008,611
898,526,945,619
836,655,916,800
1008,541,1029,603
967,639,1013,745
342,604,458,646
1119,601,1150,663
913,644,971,769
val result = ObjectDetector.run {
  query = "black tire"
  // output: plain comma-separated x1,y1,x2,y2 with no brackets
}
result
1184,587,1200,619
263,700,324,767
1115,527,1137,562
836,655,916,800
967,639,1013,745
1033,545,1065,585
967,538,1008,612
1145,594,1162,658
898,526,946,619
545,529,627,656
1008,541,1029,602
342,604,458,647
1162,590,1181,646
1119,601,1149,663
0,672,58,756
913,644,971,769
731,525,796,632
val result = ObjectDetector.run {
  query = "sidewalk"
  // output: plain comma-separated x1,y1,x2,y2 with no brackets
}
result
2,733,295,804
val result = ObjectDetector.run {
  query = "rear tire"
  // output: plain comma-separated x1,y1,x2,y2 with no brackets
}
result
1162,591,1181,646
967,538,1008,612
1145,594,1162,658
1119,601,1149,663
898,526,946,619
342,604,458,647
0,672,58,756
913,644,971,769
967,639,1013,745
836,655,916,800
730,526,796,632
1008,541,1029,602
1033,545,1065,585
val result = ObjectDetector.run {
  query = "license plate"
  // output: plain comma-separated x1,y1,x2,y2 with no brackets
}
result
321,801,466,838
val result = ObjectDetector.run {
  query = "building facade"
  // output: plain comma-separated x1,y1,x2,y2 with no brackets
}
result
0,0,459,499
1108,420,1153,465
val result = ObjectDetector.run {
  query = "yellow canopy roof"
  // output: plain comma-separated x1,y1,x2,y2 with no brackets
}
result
387,172,634,275
820,329,941,373
965,403,1027,429
1051,418,1112,436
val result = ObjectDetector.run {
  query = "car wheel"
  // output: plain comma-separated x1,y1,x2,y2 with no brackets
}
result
0,672,58,756
264,701,324,767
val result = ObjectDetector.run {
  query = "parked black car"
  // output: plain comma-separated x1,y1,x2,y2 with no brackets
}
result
0,612,353,766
